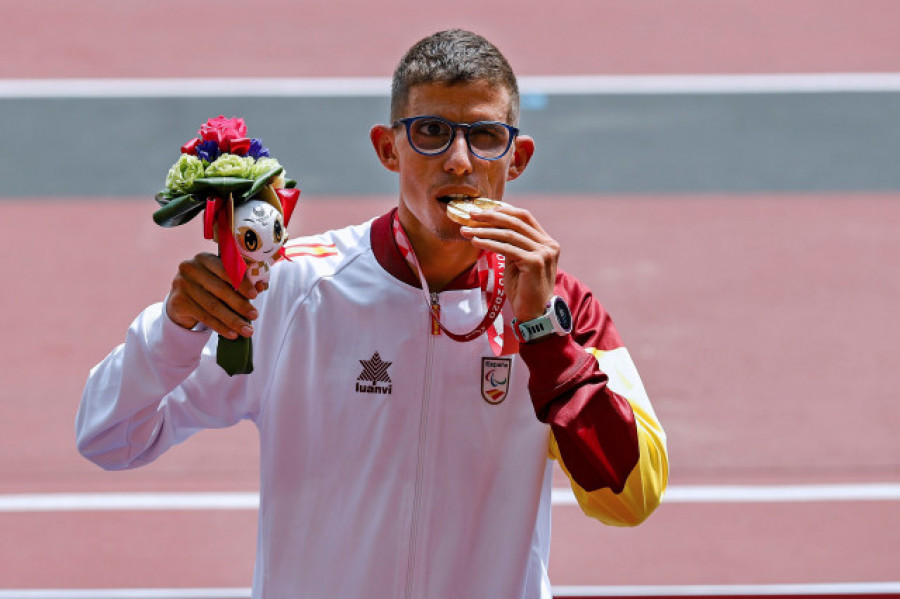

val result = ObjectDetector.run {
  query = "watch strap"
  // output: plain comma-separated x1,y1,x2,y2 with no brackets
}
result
512,296,571,343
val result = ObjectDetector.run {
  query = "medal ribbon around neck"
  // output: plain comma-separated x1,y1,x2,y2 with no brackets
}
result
392,213,506,356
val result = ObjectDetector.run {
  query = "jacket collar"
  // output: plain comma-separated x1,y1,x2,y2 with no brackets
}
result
371,209,480,291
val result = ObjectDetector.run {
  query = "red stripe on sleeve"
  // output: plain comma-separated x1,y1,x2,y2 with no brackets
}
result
519,272,640,493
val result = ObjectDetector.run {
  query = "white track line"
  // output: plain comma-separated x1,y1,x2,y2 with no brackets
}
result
0,492,259,512
0,590,251,599
1,484,899,512
552,582,900,596
522,73,900,94
555,482,900,505
2,73,900,98
2,583,899,598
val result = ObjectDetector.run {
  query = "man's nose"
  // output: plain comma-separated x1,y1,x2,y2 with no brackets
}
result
443,128,473,173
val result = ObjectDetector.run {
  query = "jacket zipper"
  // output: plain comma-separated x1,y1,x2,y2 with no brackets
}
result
404,293,438,598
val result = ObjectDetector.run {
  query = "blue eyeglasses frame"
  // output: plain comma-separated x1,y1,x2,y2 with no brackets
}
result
392,115,519,161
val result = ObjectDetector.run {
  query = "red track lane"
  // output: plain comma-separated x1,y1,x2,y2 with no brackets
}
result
2,502,898,587
1,511,257,588
549,501,900,585
7,195,900,495
3,194,899,590
4,0,900,78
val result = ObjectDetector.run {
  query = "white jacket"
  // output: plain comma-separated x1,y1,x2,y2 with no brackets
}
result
77,211,667,599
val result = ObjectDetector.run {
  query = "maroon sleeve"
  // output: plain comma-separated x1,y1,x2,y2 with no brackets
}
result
518,271,639,494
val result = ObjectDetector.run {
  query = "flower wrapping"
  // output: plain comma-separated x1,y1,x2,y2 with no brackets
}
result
153,116,301,376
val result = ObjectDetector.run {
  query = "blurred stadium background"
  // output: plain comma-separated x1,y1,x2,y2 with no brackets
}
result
2,1,898,597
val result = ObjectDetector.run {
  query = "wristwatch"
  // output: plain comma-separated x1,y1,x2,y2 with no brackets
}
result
512,295,573,343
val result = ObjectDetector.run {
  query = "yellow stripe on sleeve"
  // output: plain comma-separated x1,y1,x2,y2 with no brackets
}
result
550,347,669,526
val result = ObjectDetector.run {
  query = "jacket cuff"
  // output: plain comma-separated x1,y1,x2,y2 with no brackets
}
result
518,334,595,417
144,301,212,367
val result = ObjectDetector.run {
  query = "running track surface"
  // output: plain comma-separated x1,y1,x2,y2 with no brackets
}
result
3,1,900,595
5,195,899,591
5,0,900,77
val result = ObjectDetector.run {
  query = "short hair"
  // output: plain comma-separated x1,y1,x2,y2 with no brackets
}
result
391,29,520,124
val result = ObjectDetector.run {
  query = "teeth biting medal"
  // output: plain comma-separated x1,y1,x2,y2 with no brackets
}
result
445,197,502,227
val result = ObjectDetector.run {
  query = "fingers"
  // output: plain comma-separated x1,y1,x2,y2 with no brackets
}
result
458,205,560,320
470,203,549,236
458,205,559,262
166,253,259,339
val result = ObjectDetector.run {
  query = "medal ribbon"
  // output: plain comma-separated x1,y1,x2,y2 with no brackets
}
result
392,213,506,356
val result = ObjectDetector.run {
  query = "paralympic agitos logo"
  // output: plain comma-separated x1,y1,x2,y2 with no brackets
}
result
481,357,511,405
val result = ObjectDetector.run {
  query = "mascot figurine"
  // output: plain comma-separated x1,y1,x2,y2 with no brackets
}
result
153,116,300,376
233,191,287,286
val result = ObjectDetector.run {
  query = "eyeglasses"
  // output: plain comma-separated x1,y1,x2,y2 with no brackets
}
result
393,115,519,161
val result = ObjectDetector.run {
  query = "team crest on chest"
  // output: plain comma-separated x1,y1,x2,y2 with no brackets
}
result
481,357,511,405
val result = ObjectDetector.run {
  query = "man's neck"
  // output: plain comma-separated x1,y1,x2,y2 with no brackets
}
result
417,237,479,291
402,226,479,291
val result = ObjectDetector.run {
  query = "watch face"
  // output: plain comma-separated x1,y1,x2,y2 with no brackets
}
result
553,297,573,333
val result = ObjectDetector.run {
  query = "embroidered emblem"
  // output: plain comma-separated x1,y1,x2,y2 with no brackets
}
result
481,357,511,405
356,351,393,395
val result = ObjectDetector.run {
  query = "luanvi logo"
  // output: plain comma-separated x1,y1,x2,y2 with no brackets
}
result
356,351,393,395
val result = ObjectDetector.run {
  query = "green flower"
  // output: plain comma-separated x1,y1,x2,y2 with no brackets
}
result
250,157,283,179
165,154,205,193
205,154,254,178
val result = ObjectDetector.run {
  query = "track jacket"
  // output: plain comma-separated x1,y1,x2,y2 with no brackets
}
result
76,210,668,599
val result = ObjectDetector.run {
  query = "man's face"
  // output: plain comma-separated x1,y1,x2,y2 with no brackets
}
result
373,80,533,246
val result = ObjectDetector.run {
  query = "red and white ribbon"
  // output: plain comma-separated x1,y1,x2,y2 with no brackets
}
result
392,213,506,356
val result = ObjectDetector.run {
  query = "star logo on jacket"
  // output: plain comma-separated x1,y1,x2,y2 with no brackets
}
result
481,357,511,405
356,351,393,395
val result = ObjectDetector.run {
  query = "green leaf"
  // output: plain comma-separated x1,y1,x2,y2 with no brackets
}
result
189,177,256,192
216,335,253,376
245,166,284,200
155,189,176,205
152,194,206,227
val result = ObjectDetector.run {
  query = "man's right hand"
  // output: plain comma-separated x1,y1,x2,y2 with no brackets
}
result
165,252,263,339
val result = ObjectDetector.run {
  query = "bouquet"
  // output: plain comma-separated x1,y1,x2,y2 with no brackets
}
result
153,115,300,376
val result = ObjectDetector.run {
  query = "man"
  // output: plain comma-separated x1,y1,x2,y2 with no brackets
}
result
77,29,667,599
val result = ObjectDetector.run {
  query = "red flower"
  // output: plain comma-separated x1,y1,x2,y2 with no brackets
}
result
198,116,248,149
180,138,201,154
228,137,253,156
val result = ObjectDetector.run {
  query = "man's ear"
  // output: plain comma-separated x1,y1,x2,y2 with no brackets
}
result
370,125,400,173
506,135,534,181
